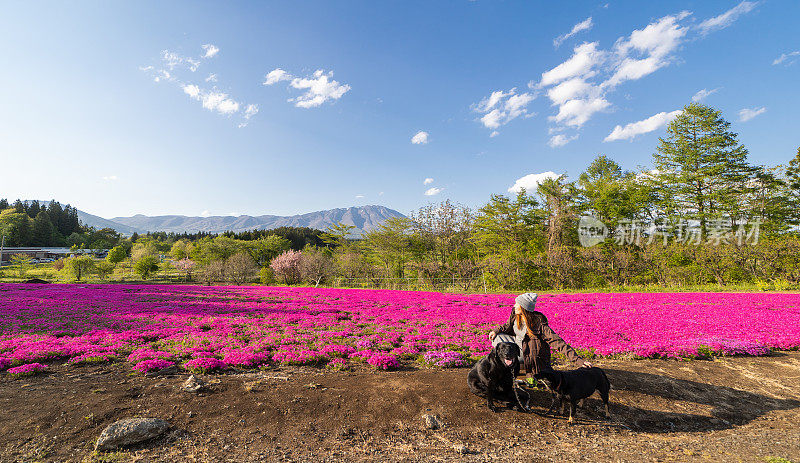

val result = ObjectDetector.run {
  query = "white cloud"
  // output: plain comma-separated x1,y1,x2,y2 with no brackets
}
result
182,83,241,116
411,131,429,144
490,131,499,138
205,73,218,82
355,194,365,199
554,17,593,48
474,87,535,132
182,84,201,99
263,68,292,85
697,1,758,35
508,172,561,194
201,91,239,114
604,12,690,88
548,134,578,147
200,210,211,218
102,175,118,181
201,44,219,59
264,69,350,108
161,50,200,72
378,191,384,196
549,97,610,127
243,104,258,119
289,70,350,108
773,51,800,66
238,104,259,128
423,178,434,185
692,88,720,102
546,78,594,106
540,42,604,87
604,109,682,142
424,187,443,196
738,106,766,122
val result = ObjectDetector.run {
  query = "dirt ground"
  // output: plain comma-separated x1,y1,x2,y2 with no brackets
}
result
1,352,799,463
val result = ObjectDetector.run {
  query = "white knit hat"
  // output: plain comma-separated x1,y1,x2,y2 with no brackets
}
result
515,293,538,312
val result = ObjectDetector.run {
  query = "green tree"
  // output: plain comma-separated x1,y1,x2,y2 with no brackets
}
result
10,253,33,278
577,155,653,229
133,255,159,279
363,217,413,278
31,211,55,246
322,222,356,249
96,260,116,280
652,103,755,239
106,245,128,264
64,255,96,281
242,235,291,266
472,190,546,289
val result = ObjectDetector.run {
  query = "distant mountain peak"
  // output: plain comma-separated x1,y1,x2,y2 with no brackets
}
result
76,204,406,236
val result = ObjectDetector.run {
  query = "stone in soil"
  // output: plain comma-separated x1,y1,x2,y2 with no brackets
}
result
95,418,171,451
182,375,204,393
422,414,443,430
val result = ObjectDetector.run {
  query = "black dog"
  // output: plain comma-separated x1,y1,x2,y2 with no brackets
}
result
467,342,529,412
534,367,611,423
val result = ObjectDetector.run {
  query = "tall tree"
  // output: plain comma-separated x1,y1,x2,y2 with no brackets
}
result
31,211,55,246
577,155,653,230
652,103,755,239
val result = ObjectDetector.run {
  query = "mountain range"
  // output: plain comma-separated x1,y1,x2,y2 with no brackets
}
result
76,205,406,236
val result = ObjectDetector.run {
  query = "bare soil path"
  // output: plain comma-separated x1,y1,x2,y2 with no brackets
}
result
2,353,799,462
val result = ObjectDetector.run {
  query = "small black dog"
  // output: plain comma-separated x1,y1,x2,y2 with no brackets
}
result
534,367,611,423
467,342,529,412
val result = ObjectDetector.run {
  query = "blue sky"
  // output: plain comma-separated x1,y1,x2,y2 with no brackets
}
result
1,1,798,219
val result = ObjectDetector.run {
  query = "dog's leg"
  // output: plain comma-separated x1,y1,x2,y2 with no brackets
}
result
600,389,611,419
568,400,576,424
544,394,556,415
487,380,498,413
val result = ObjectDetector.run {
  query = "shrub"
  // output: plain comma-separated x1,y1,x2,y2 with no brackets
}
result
7,363,47,377
419,350,470,368
366,353,400,370
68,352,117,365
325,358,350,371
184,357,228,374
132,359,175,373
133,256,160,280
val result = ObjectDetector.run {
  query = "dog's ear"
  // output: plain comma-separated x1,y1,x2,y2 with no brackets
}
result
511,344,521,358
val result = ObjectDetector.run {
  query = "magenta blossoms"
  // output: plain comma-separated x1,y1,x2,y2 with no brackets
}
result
1,283,799,377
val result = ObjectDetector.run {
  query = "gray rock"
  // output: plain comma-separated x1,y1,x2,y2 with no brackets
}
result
453,444,471,454
182,375,204,393
422,414,443,430
95,418,171,451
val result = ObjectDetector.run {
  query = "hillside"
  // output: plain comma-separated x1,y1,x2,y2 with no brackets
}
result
80,205,405,235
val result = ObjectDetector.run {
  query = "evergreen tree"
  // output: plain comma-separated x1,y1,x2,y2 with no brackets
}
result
13,200,24,213
27,200,40,218
31,211,55,246
652,103,755,239
47,201,64,235
14,214,32,246
0,199,8,210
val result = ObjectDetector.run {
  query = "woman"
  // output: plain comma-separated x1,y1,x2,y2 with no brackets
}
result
489,292,591,385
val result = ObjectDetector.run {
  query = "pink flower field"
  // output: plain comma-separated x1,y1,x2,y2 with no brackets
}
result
1,283,798,375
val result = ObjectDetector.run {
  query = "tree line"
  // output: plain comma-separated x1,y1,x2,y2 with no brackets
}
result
5,103,800,290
